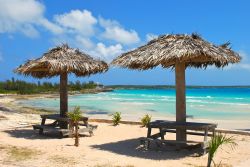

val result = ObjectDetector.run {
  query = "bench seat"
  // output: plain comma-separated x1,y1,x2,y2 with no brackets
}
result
33,124,97,137
140,137,209,151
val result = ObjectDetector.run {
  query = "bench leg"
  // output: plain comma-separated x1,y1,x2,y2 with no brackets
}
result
147,127,152,138
145,139,150,150
89,129,94,136
159,128,165,140
203,128,208,154
143,128,152,150
39,118,46,135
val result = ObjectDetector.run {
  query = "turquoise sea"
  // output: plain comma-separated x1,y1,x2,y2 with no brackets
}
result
20,88,250,121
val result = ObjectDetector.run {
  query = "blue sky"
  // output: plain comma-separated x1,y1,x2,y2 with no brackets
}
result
0,0,250,85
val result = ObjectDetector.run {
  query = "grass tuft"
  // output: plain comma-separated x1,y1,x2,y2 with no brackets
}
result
8,146,41,161
49,155,77,165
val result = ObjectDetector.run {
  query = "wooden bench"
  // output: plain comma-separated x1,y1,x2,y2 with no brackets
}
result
33,114,97,137
141,120,217,154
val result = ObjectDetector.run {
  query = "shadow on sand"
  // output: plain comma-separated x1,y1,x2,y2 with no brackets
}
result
90,138,204,160
4,129,63,140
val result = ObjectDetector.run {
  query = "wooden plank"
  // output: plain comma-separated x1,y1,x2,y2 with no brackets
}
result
140,137,205,146
162,129,214,137
60,128,93,137
161,140,203,144
148,120,217,130
41,114,88,122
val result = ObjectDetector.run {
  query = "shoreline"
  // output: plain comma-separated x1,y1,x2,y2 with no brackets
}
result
1,93,250,131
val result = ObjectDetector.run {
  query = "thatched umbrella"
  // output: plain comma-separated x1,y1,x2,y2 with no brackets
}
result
112,33,241,141
15,44,108,128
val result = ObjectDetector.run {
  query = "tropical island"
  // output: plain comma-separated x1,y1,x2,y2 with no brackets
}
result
1,0,250,167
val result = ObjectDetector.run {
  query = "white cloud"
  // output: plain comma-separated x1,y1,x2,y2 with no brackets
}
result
89,43,124,62
223,51,250,71
54,10,97,36
21,24,40,38
146,33,158,41
99,17,120,28
0,0,44,23
75,36,95,50
238,64,250,70
39,18,64,34
52,35,124,62
0,0,63,37
0,2,137,61
99,17,140,45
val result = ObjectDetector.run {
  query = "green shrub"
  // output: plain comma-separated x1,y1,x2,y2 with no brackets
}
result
207,133,237,167
67,106,82,147
141,114,151,127
67,106,82,123
111,112,121,126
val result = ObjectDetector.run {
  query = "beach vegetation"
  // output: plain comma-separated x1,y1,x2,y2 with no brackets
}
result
2,145,41,161
111,112,121,126
207,133,237,167
0,78,98,94
67,106,82,147
49,155,77,165
141,114,151,127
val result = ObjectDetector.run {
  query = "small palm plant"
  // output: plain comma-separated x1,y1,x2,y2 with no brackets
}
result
141,114,151,127
207,133,237,167
111,112,121,126
67,106,82,147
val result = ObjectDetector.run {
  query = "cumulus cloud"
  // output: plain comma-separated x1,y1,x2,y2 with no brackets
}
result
146,33,158,41
54,10,97,36
39,18,64,34
99,17,140,45
0,1,137,61
89,43,124,62
51,13,137,60
0,0,63,37
75,36,95,50
236,51,250,70
222,51,250,71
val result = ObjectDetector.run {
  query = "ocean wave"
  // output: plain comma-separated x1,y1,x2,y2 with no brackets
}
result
188,99,203,103
235,98,244,100
119,102,154,106
191,101,250,106
187,96,213,99
111,98,122,100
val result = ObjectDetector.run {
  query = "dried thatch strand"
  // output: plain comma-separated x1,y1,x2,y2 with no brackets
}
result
112,33,241,69
15,44,108,78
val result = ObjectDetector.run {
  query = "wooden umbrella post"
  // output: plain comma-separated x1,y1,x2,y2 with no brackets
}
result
60,72,68,129
175,62,187,141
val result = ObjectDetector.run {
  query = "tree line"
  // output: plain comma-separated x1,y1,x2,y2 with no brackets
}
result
0,78,99,94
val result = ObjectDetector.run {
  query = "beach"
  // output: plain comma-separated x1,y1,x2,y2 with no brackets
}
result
1,0,249,166
1,94,250,167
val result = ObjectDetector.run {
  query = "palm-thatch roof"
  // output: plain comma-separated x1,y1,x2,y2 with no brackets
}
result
15,44,108,78
112,33,241,69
